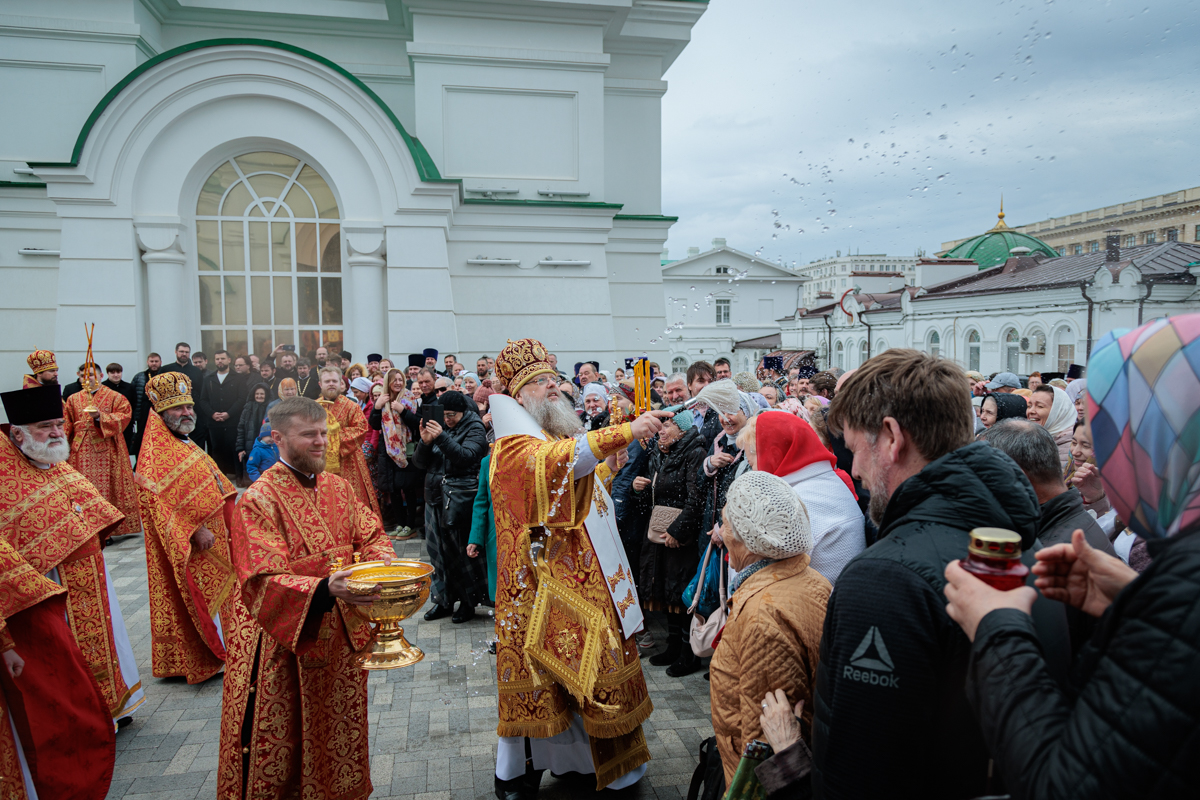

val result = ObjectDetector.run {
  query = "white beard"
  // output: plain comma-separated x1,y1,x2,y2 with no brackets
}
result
164,413,196,435
12,429,69,465
524,393,584,439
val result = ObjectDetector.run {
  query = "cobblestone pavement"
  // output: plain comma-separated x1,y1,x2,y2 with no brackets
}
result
102,532,713,800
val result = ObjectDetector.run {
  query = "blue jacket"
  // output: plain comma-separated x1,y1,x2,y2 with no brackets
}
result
468,456,496,602
245,439,279,482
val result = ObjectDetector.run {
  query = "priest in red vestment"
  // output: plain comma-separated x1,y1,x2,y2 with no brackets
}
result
0,536,115,800
136,372,249,684
21,349,59,390
316,365,381,519
487,339,672,798
0,384,145,724
217,396,395,800
63,364,141,539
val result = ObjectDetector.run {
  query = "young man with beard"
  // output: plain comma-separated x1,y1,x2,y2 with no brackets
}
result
316,366,380,519
295,357,321,399
132,352,162,456
486,338,671,799
811,349,1041,799
217,397,394,800
197,350,246,476
136,373,249,683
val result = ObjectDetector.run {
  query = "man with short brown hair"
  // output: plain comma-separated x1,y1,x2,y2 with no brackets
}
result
713,357,732,381
809,370,838,399
813,349,1041,799
217,396,394,799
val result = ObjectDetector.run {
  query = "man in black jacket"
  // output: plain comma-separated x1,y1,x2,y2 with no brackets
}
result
414,390,488,624
131,352,162,457
812,349,1042,799
197,350,246,476
981,419,1115,555
102,362,138,452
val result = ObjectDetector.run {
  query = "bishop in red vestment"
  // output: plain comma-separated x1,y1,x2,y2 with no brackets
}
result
63,366,141,539
136,373,250,683
21,349,59,391
217,396,395,800
316,366,381,519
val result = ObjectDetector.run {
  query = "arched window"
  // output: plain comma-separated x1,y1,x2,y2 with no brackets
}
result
671,356,688,372
928,330,941,358
835,340,844,370
874,338,888,355
967,330,981,372
196,152,343,359
1004,328,1020,373
859,340,869,366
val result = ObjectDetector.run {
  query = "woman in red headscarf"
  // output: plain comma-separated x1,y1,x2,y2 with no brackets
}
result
737,412,865,583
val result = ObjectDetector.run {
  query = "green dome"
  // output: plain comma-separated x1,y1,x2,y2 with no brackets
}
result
943,207,1059,269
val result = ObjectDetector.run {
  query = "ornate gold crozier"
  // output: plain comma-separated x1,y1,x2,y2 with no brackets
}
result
81,322,100,414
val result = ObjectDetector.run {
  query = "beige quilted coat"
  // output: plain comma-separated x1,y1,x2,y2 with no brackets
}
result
709,553,832,785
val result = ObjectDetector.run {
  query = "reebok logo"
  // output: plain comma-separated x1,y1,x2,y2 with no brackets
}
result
843,626,899,688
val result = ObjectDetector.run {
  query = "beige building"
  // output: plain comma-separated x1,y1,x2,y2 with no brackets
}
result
942,186,1200,256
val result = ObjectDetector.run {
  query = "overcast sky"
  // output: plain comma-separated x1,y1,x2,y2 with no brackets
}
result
660,0,1199,267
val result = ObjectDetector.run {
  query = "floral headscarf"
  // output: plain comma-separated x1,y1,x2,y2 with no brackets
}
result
1087,314,1200,539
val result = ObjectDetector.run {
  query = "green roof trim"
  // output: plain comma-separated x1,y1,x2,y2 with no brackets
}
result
0,180,47,189
614,214,679,222
24,38,458,186
462,197,623,210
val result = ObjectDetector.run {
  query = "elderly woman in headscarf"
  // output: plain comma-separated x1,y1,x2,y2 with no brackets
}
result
737,411,864,583
580,382,610,431
942,313,1200,800
709,471,831,788
630,407,707,677
692,380,758,546
1065,378,1087,423
1026,384,1076,472
978,392,1028,432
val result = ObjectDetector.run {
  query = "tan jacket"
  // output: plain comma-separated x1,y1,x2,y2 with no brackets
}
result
710,553,832,786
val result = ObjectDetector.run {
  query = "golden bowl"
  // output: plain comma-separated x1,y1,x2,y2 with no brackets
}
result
345,559,434,670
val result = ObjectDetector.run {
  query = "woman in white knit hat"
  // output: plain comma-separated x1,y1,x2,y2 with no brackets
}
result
708,470,832,787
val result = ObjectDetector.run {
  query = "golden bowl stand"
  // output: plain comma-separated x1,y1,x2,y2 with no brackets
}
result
343,559,435,670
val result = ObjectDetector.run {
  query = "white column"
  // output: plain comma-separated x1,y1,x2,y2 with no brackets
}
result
345,228,387,357
137,224,189,356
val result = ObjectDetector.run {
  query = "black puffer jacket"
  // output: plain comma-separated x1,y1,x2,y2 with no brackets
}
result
235,382,270,456
632,427,707,606
812,442,1043,799
965,527,1200,799
699,433,747,541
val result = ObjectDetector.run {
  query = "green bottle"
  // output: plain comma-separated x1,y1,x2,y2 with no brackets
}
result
722,739,774,800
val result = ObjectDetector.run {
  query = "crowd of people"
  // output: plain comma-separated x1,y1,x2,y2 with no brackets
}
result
3,313,1198,800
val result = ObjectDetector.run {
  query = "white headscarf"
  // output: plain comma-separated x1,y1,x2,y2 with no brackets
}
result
723,471,812,559
1043,385,1077,438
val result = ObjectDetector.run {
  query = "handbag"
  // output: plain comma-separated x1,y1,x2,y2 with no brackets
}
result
441,475,478,528
647,472,681,544
689,538,728,658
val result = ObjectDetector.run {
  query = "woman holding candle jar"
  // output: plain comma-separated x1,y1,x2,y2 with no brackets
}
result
944,314,1200,800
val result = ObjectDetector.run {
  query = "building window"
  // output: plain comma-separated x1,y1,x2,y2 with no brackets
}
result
1145,232,1157,244
671,356,687,372
1125,235,1137,248
195,151,343,360
841,278,846,288
1057,246,1066,256
928,330,940,358
835,340,844,370
715,298,731,325
716,266,730,274
1089,241,1100,253
1195,225,1200,242
967,330,981,372
1072,244,1083,255
859,340,869,366
1166,228,1179,242
1005,328,1020,373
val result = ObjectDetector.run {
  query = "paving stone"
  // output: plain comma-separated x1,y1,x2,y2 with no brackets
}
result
97,535,713,799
